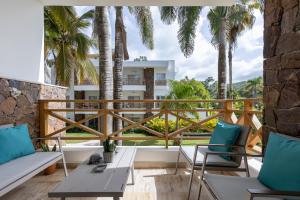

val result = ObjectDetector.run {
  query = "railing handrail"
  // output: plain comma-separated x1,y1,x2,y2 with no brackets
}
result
39,98,262,103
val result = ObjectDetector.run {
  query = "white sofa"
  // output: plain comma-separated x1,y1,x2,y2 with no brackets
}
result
0,125,68,197
0,150,67,197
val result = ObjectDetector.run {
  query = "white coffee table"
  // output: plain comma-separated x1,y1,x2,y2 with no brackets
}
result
49,147,136,200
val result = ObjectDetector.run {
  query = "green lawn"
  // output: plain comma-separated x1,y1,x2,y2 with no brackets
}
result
65,132,209,146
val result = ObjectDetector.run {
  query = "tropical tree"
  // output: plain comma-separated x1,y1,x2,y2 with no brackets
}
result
44,6,98,119
165,77,210,129
94,7,113,133
113,6,154,136
227,1,257,98
207,7,230,99
245,77,263,98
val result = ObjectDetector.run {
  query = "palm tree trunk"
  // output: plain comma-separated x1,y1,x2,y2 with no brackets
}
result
114,7,124,145
95,6,113,135
68,65,75,120
228,42,233,99
217,17,227,99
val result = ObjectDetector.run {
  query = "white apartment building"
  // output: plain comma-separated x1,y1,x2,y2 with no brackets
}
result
73,57,176,125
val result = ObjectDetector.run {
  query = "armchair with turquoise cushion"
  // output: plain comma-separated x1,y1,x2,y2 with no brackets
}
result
174,121,251,200
199,132,300,200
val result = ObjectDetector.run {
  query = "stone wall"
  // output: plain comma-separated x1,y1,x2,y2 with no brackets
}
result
263,0,300,147
0,77,67,137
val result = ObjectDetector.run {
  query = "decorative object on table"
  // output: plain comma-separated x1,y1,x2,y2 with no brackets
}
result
88,153,103,165
41,143,57,175
91,163,107,173
103,137,116,163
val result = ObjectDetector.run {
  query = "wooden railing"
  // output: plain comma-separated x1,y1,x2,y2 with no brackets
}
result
39,98,263,151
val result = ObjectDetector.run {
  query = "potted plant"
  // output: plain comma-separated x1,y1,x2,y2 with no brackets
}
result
103,137,116,163
41,143,57,175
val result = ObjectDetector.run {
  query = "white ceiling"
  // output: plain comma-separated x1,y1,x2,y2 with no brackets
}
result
40,0,235,6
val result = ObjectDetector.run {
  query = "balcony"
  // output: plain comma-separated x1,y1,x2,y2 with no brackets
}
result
122,78,146,91
155,79,167,86
123,78,144,85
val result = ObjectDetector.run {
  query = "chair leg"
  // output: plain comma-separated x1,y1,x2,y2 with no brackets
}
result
58,137,68,176
174,150,181,175
197,174,204,200
244,155,250,177
187,167,195,200
62,155,68,177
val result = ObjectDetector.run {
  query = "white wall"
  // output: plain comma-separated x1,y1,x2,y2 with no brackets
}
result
0,0,44,83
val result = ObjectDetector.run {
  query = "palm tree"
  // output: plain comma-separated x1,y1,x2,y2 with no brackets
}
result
245,77,263,98
159,7,202,57
227,2,257,98
160,6,228,99
207,7,229,99
113,6,154,137
45,6,98,119
95,7,113,134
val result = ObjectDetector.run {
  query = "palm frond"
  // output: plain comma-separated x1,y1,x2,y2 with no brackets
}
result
159,7,177,25
129,7,154,49
177,7,202,57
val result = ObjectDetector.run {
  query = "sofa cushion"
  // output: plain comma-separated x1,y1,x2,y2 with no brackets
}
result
204,174,282,200
0,124,35,164
0,152,62,190
180,146,238,167
208,122,241,160
258,133,300,192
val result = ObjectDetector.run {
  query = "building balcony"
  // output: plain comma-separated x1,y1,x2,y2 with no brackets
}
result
123,78,144,85
155,80,167,86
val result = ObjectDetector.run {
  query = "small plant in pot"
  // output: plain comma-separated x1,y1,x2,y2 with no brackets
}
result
103,137,116,163
41,143,57,175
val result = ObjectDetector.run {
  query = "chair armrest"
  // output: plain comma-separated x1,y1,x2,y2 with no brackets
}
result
248,189,300,199
196,144,245,149
200,151,263,178
31,137,59,141
203,151,263,158
182,133,212,137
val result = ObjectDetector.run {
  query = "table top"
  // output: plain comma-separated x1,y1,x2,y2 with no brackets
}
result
48,147,136,198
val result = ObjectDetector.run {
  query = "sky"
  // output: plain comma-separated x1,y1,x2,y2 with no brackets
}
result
76,6,263,83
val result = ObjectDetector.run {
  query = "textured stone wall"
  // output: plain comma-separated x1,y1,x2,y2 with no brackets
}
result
263,0,300,147
0,77,67,137
144,68,154,118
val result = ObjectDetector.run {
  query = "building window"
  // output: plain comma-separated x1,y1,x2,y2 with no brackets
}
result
128,96,141,100
156,96,165,100
127,96,141,108
124,74,143,85
156,73,166,80
155,73,167,86
156,96,165,107
88,96,97,100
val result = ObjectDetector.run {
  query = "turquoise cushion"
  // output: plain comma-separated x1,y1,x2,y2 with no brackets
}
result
208,122,241,160
0,124,35,164
258,133,300,192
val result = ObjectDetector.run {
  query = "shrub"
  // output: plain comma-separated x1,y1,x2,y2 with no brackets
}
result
145,117,218,134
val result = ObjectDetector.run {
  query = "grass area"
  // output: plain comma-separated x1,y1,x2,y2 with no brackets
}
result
65,132,209,146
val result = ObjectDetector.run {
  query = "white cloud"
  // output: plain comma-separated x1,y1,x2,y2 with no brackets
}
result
76,6,263,83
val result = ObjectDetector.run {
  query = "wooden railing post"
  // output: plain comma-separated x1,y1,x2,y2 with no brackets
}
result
223,100,235,123
164,102,169,149
39,100,49,138
243,100,252,126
